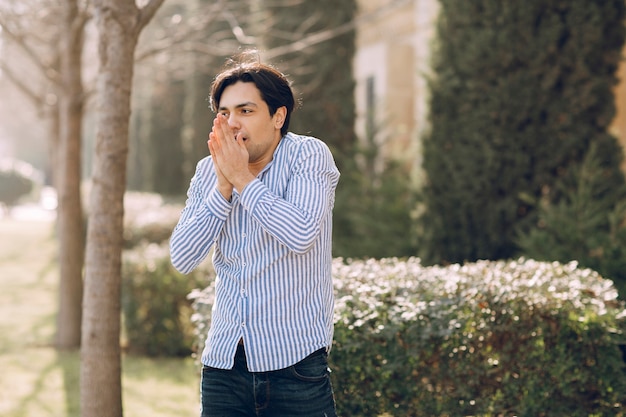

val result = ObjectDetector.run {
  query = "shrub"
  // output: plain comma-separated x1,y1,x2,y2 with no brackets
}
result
122,242,213,357
191,257,626,416
331,257,626,416
0,159,39,209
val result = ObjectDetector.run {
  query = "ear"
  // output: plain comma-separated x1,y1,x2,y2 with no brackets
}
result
274,106,287,129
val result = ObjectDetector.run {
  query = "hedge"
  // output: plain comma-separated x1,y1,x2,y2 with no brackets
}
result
0,159,39,209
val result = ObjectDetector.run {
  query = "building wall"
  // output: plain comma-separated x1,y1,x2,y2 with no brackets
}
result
354,0,438,175
611,56,626,171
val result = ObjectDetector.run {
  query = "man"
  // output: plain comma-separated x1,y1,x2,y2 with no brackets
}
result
170,53,340,417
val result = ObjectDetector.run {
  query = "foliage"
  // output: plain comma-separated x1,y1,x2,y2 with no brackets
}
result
418,0,626,265
331,257,626,416
333,137,418,259
190,257,626,416
516,143,626,299
0,159,39,208
122,242,211,357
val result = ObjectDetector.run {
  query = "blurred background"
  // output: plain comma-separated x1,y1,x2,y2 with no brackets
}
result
3,1,626,416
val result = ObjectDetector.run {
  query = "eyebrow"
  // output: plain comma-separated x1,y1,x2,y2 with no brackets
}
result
218,102,258,111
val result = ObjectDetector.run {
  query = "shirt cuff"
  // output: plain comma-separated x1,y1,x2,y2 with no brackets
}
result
204,188,232,221
239,178,267,212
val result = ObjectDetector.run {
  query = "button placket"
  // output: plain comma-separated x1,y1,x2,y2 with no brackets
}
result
238,215,250,340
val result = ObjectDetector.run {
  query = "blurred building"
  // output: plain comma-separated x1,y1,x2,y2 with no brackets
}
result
354,0,438,179
611,61,626,171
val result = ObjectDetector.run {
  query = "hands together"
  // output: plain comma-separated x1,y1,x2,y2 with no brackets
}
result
208,114,253,200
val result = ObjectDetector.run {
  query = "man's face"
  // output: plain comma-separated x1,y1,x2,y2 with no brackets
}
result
217,81,285,165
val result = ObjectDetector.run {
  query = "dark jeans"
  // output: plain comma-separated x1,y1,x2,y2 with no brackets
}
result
201,344,337,417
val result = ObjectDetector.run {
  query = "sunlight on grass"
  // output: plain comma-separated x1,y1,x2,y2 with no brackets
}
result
123,356,200,417
0,218,200,417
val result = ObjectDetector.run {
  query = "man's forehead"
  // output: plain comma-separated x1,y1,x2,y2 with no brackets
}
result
219,82,263,109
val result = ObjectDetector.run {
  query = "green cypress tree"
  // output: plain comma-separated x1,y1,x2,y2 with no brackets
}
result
516,142,626,298
418,0,626,265
333,124,418,259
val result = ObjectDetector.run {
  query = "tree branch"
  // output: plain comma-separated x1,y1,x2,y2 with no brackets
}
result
0,17,61,84
0,62,43,110
135,2,226,62
264,0,413,60
218,0,256,45
137,0,166,31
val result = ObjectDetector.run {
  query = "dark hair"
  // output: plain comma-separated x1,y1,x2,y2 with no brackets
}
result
210,51,295,137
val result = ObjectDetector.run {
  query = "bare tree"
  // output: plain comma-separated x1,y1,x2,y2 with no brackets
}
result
80,0,164,415
0,0,88,349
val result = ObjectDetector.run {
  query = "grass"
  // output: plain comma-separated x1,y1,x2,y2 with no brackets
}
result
0,216,200,417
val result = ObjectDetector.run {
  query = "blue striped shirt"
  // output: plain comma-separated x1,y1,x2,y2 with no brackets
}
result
170,132,340,372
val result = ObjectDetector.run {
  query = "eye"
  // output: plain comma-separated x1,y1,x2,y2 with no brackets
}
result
241,109,252,114
220,111,229,117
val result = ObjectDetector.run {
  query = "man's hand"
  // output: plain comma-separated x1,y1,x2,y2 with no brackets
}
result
208,114,254,198
207,143,233,201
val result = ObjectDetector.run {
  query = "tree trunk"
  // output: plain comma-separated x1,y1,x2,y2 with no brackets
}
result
56,0,85,350
80,1,164,416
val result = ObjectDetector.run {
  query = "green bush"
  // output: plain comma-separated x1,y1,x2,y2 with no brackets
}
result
122,242,213,357
190,257,626,416
332,257,626,416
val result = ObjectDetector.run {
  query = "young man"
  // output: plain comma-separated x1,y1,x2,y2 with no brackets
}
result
170,53,340,417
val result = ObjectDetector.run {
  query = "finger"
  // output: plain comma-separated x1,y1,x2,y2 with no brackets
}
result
217,114,235,142
211,116,224,141
208,133,217,152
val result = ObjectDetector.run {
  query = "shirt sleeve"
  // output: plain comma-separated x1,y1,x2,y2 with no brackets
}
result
170,157,232,274
239,139,340,254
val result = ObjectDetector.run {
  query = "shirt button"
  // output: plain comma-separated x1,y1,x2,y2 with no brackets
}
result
242,233,247,238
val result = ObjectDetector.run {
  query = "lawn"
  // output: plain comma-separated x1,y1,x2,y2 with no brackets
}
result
0,216,200,417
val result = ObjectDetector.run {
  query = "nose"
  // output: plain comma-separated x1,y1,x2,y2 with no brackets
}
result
227,113,240,129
